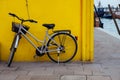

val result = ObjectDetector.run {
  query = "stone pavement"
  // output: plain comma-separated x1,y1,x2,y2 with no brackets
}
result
0,62,113,80
0,28,120,80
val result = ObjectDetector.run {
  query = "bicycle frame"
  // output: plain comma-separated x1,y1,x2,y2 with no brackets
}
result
16,24,60,54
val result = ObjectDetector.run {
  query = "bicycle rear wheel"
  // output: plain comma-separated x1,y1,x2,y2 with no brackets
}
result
47,32,77,63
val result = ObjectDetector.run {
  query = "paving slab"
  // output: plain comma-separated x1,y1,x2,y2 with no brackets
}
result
92,71,110,76
54,69,74,75
83,63,103,72
87,76,111,80
60,75,86,80
30,75,59,80
0,74,18,80
28,70,54,76
16,75,31,80
74,70,92,75
1,70,28,75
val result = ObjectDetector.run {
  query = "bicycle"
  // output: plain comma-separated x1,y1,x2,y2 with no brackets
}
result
7,13,78,67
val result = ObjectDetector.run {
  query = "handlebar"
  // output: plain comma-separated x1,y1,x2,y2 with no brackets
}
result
8,13,38,24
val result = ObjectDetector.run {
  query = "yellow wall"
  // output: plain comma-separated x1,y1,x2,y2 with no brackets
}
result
81,0,94,61
0,0,94,62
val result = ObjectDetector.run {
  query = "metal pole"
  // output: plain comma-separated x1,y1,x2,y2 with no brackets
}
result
108,4,120,35
94,4,103,28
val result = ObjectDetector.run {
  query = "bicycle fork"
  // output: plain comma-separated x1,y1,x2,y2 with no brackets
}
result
14,35,20,48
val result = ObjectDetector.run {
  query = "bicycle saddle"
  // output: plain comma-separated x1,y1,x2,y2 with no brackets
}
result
42,24,55,29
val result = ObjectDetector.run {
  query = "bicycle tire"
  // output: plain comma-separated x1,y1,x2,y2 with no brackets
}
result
47,32,77,63
7,47,16,67
8,35,19,67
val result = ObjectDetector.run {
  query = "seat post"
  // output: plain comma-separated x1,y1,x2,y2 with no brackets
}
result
45,29,49,37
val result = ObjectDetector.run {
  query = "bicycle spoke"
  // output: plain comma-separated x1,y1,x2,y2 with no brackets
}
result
57,34,67,46
61,34,66,46
57,35,62,45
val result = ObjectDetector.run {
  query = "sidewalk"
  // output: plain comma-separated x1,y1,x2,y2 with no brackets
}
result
0,28,120,80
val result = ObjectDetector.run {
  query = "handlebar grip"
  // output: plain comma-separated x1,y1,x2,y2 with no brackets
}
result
29,19,38,23
8,13,17,17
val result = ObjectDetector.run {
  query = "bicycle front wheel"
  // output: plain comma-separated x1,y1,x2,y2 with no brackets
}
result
47,32,77,63
7,47,16,67
8,34,19,67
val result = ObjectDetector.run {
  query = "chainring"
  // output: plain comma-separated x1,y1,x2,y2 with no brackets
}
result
36,46,46,56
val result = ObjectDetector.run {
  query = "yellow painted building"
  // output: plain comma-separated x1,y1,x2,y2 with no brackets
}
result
0,0,94,62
